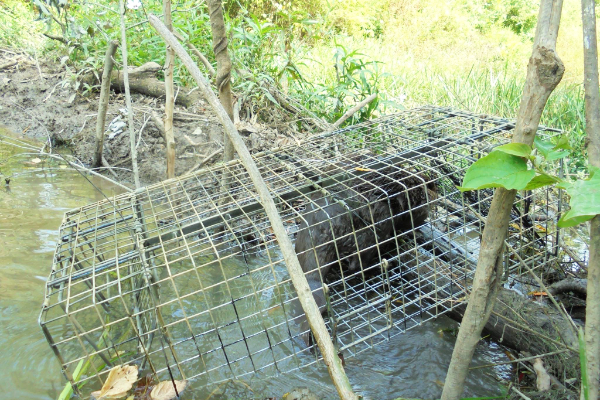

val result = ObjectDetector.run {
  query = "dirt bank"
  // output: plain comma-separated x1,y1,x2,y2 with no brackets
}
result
0,50,299,187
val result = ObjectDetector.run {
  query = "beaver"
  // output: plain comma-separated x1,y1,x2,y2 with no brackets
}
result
293,162,435,345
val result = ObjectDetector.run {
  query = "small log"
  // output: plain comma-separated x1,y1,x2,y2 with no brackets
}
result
83,62,199,107
111,62,199,107
548,278,587,296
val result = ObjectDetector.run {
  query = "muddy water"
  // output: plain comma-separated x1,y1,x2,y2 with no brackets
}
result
0,134,511,400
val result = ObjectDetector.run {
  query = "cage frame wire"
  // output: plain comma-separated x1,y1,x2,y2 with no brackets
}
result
39,105,565,396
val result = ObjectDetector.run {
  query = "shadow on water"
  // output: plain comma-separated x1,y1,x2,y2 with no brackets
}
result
0,128,511,400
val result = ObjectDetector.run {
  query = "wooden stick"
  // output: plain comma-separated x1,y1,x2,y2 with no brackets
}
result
440,1,564,399
150,110,166,141
207,0,234,164
331,93,377,130
148,14,357,400
581,0,600,398
119,0,140,188
188,42,216,78
101,155,119,179
172,29,216,78
163,0,176,179
93,40,119,168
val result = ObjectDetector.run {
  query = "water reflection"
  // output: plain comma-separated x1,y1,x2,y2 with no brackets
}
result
0,134,122,400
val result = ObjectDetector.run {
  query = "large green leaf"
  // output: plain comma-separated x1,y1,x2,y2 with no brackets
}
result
524,173,561,190
492,143,532,158
460,151,536,191
534,136,569,161
557,172,600,226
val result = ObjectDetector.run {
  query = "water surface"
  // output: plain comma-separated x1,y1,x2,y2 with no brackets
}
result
0,132,510,400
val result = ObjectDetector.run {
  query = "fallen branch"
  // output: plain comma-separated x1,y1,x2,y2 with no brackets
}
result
43,33,81,49
101,155,119,179
548,278,587,296
148,14,358,400
150,110,166,141
331,93,377,130
185,149,221,175
0,60,17,70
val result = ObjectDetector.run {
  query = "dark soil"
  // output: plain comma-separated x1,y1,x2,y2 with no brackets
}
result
0,50,298,187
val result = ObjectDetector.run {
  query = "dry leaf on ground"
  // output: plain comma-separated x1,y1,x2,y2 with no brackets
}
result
533,358,551,391
91,364,138,399
150,380,188,400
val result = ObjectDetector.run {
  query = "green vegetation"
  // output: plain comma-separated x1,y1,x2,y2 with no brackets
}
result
0,0,592,170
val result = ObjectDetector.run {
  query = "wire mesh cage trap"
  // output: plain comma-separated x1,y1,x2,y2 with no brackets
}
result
39,106,565,396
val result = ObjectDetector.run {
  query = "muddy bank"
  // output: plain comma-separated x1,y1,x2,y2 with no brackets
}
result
0,50,299,187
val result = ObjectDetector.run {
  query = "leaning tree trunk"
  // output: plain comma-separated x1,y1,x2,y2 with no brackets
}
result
163,0,175,179
207,0,234,163
440,1,565,399
581,1,600,398
148,15,358,400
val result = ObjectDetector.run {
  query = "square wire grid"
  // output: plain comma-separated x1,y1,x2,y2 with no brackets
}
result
39,106,564,395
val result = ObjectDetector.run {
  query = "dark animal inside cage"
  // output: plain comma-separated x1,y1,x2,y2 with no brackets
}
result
294,160,436,344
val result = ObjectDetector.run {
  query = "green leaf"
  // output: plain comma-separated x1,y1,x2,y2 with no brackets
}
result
492,143,532,158
460,151,535,191
557,212,594,228
557,172,600,226
534,136,569,161
524,173,561,190
554,135,572,150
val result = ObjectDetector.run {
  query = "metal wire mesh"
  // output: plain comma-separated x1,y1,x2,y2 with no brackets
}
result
39,106,565,395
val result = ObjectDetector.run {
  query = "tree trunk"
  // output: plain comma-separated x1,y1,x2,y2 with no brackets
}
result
163,0,175,179
581,1,600,398
441,1,565,399
207,0,234,163
148,14,358,400
93,40,119,169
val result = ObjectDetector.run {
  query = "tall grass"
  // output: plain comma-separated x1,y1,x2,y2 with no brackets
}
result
1,0,590,169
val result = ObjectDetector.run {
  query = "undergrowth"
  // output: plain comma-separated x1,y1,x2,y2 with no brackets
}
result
0,0,591,170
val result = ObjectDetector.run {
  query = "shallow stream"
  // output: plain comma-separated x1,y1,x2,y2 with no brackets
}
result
0,132,511,400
